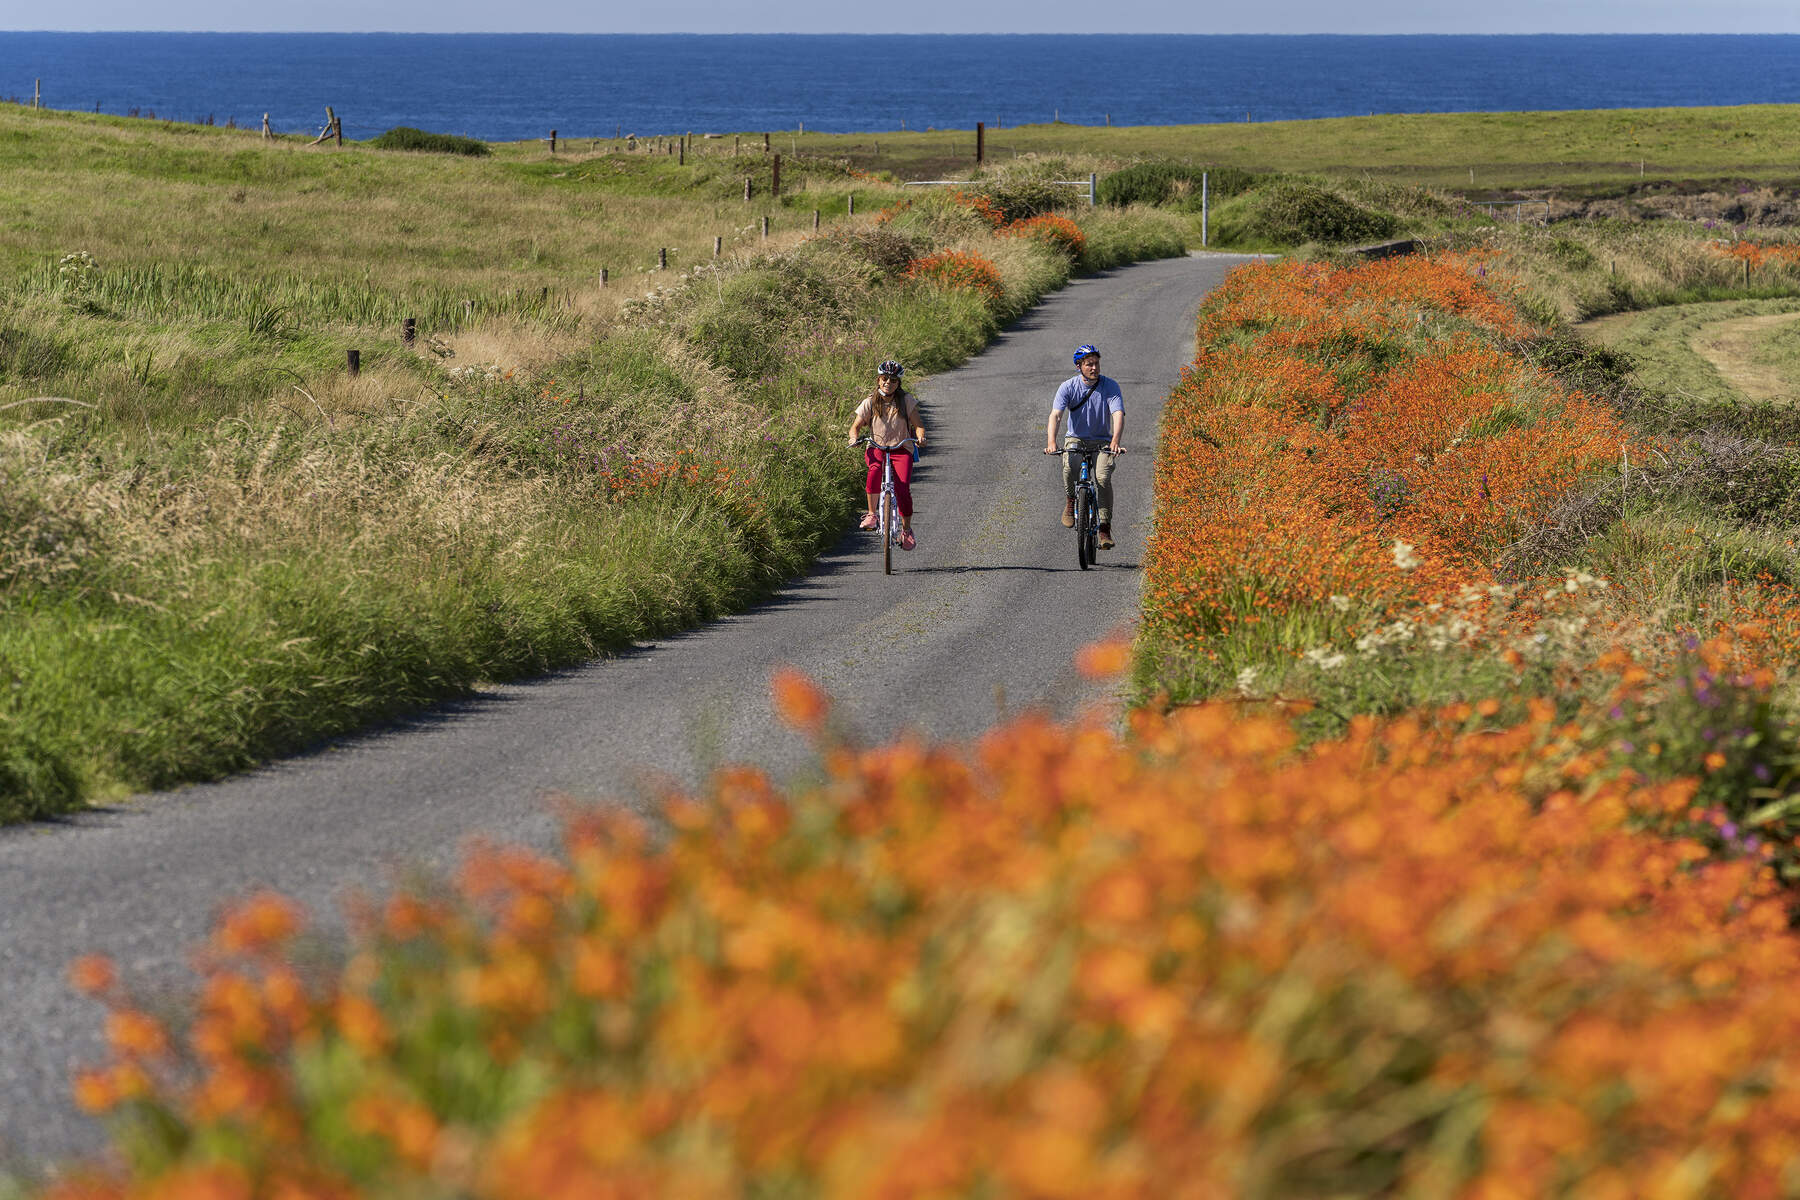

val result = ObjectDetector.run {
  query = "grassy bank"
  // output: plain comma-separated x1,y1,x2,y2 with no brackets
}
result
0,105,1185,820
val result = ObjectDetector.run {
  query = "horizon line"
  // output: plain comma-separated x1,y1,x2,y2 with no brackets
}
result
7,28,1800,36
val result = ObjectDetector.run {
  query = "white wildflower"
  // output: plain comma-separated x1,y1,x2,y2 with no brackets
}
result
1328,594,1352,612
1303,648,1347,671
1235,666,1261,695
1391,540,1421,571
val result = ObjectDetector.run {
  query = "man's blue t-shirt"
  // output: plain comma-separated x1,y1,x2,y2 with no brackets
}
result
1054,373,1124,442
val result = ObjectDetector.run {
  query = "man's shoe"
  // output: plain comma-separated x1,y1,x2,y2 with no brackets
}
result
1098,523,1114,550
1061,497,1076,528
900,529,916,551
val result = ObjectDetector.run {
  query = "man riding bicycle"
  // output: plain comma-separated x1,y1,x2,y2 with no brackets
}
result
1044,344,1125,549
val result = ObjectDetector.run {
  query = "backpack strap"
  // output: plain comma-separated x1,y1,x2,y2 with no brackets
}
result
1065,378,1101,413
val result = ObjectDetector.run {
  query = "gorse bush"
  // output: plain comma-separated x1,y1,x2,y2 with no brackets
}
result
970,174,1070,223
1097,161,1256,209
366,126,491,156
1243,181,1400,245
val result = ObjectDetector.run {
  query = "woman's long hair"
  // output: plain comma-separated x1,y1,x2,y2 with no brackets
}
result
867,377,909,424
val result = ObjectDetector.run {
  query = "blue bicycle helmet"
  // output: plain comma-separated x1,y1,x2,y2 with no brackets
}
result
1073,344,1100,365
877,359,904,377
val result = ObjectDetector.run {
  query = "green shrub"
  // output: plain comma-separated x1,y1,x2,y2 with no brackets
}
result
366,127,490,157
1098,162,1256,209
0,727,81,822
976,175,1071,222
1340,179,1455,220
1245,182,1399,246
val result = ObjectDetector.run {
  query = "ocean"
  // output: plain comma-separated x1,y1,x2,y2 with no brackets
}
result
3,32,1799,142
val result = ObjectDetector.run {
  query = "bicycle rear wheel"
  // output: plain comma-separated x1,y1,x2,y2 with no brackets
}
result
881,489,894,575
1075,489,1091,570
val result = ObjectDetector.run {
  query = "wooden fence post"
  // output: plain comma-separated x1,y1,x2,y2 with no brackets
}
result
402,317,415,344
347,349,361,377
34,79,40,109
763,132,770,154
813,209,820,230
772,153,780,198
976,121,984,164
714,236,722,257
761,216,769,239
331,107,341,145
549,129,557,153
744,177,752,202
600,268,608,287
678,136,685,165
659,247,667,270
1201,172,1209,247
847,194,855,216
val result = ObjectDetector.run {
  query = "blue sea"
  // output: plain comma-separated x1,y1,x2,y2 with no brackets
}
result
2,33,1799,141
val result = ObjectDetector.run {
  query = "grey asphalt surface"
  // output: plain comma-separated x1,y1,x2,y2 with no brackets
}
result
0,251,1258,1172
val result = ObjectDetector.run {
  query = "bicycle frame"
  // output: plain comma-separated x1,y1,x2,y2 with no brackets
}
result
856,437,917,575
1054,445,1113,571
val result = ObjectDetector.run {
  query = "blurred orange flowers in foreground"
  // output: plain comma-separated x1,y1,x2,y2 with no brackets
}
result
47,672,1800,1198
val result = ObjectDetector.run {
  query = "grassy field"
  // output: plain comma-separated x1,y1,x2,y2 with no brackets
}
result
1580,297,1800,406
797,104,1800,193
0,103,1187,820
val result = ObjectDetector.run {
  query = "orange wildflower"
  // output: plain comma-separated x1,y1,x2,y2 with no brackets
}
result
770,667,829,732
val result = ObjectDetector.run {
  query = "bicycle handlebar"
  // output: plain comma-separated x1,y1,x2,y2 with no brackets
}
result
1046,446,1126,455
853,437,919,450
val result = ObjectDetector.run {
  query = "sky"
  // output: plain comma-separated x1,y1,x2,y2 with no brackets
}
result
9,0,1800,33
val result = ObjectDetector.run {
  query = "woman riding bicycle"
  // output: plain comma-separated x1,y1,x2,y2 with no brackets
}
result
848,360,927,550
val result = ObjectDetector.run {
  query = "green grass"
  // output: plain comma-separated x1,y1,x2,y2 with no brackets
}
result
1579,297,1800,408
796,105,1800,193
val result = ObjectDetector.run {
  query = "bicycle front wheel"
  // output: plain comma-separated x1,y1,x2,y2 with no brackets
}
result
881,489,894,576
1075,489,1091,570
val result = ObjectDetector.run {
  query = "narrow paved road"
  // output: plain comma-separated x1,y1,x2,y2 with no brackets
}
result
0,252,1257,1171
